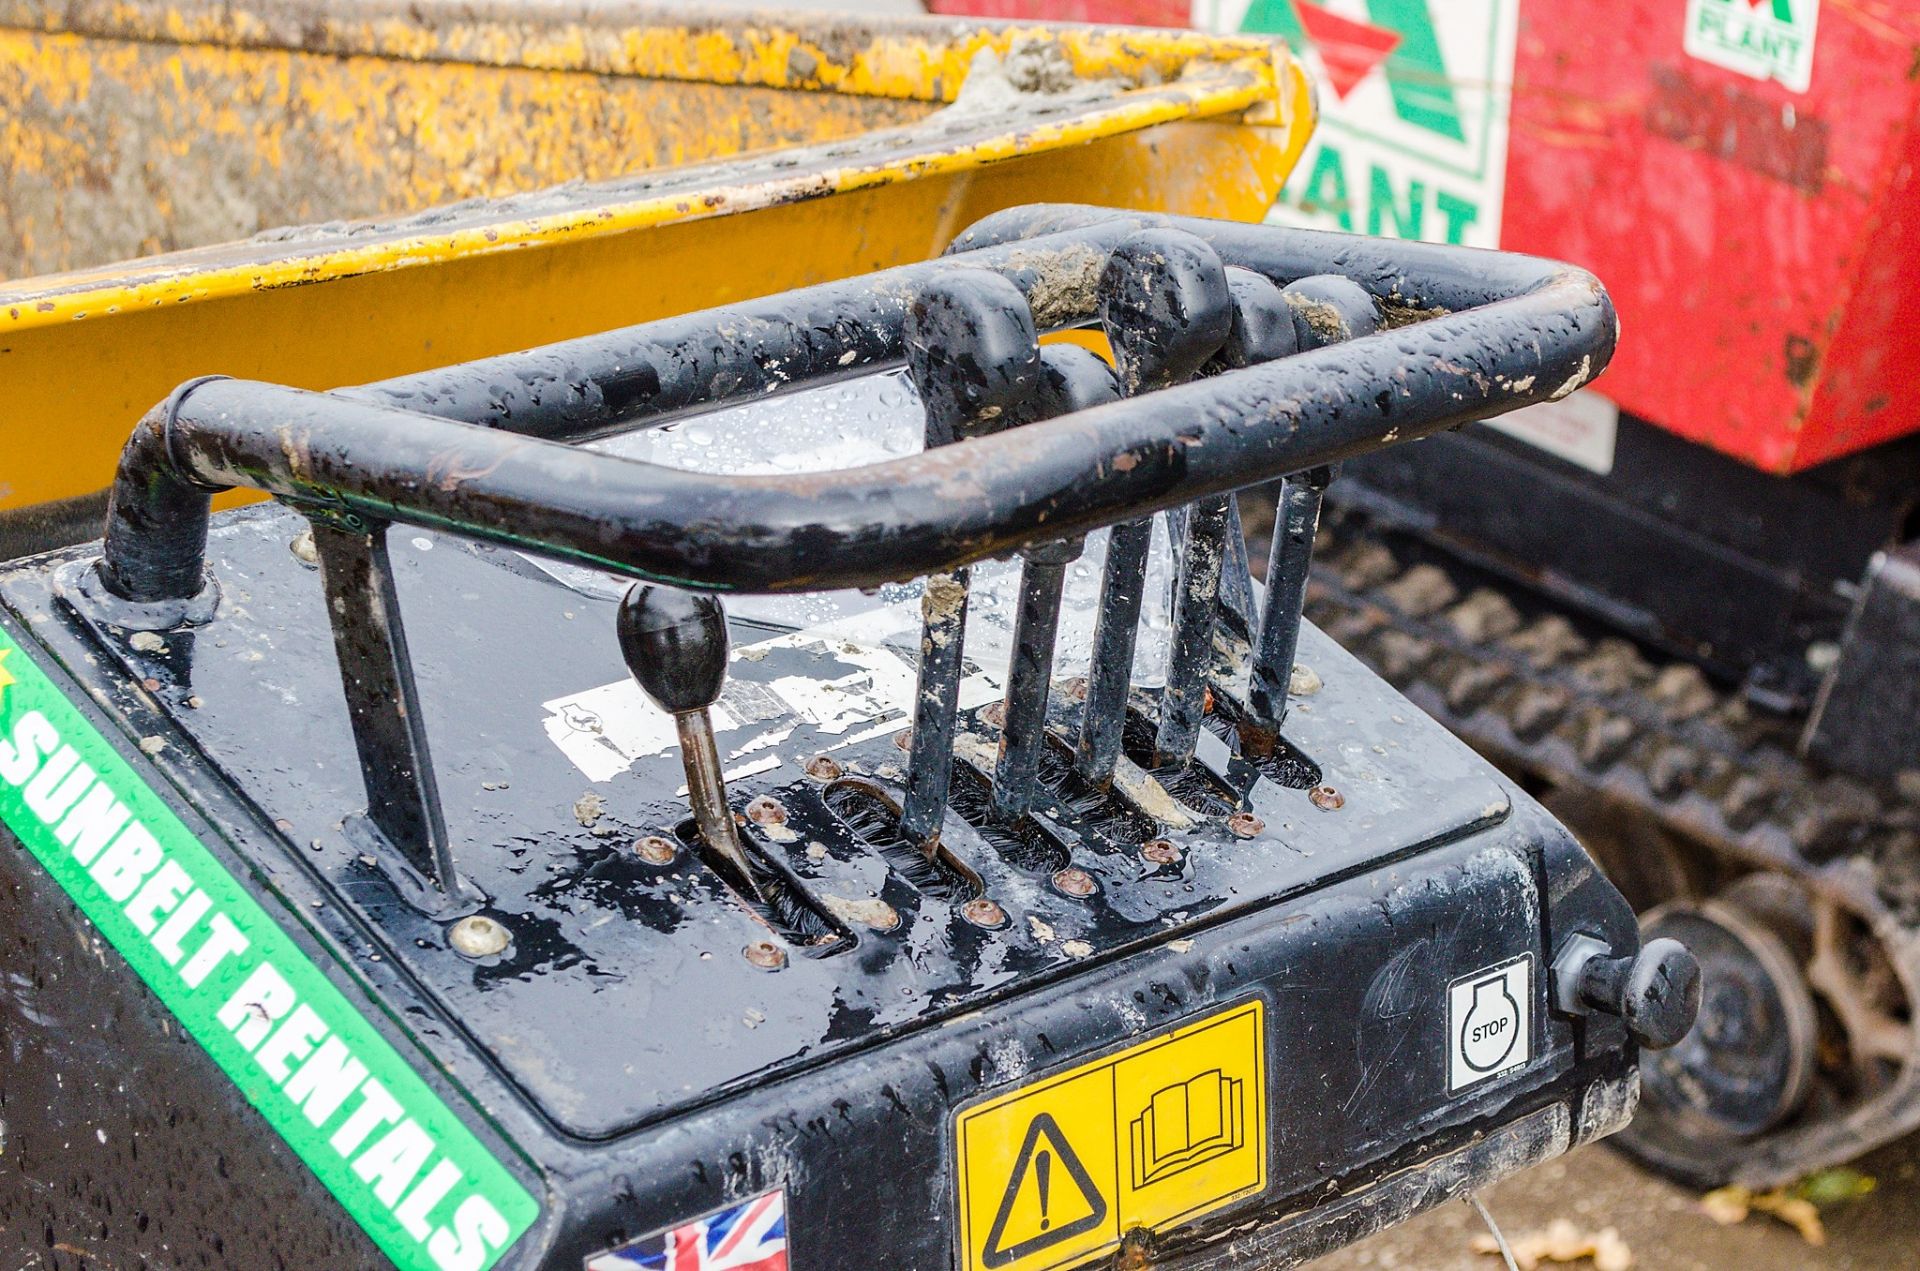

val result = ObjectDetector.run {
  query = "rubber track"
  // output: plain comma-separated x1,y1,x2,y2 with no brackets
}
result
1303,518,1920,919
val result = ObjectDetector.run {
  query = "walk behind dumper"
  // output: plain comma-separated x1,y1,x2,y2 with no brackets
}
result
0,199,1697,1269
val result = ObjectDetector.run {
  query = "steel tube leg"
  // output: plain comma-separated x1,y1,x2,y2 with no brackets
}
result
1243,467,1332,757
900,569,974,843
991,551,1072,821
1073,229,1231,784
897,270,1042,848
1076,518,1155,786
1154,494,1230,767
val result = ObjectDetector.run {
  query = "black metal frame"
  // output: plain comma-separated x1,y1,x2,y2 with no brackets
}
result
79,206,1617,906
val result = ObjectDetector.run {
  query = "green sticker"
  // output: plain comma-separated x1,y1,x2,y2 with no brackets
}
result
0,625,539,1270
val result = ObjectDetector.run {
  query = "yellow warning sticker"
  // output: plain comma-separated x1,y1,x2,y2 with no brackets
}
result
954,999,1267,1271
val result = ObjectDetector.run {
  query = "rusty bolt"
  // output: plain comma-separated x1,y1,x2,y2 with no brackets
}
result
805,755,843,781
745,796,789,827
1227,812,1265,839
448,915,510,959
634,835,678,865
1309,785,1345,812
1061,676,1090,702
893,728,914,752
978,701,1007,729
1141,838,1181,865
743,941,787,971
1052,867,1097,898
961,897,1009,929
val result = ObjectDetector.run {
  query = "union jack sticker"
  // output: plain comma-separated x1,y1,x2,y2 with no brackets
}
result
585,1189,789,1271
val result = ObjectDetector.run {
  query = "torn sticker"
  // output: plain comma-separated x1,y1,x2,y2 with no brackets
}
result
542,632,993,782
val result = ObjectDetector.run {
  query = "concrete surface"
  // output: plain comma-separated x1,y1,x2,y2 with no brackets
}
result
1312,1137,1920,1270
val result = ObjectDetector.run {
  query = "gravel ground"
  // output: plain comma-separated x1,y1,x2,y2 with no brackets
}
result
1311,1137,1920,1271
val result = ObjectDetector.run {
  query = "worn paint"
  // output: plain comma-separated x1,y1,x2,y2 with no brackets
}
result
0,0,1314,526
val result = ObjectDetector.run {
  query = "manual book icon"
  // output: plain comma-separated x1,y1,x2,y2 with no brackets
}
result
1128,1069,1245,1188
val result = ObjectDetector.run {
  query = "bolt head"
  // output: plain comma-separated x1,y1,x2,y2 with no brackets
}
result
634,835,678,865
978,701,1007,729
961,897,1009,929
805,755,843,781
1052,867,1097,898
448,915,510,959
1062,677,1090,703
893,729,914,752
746,796,789,827
1308,785,1345,812
743,940,787,971
1142,838,1181,864
1227,811,1265,838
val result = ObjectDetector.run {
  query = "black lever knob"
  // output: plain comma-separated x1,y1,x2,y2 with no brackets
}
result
1207,266,1298,373
906,269,1043,445
1563,936,1702,1050
618,584,763,899
618,583,730,715
1099,229,1234,392
1282,274,1380,350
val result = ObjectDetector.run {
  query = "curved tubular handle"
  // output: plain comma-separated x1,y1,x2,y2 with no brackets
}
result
94,207,1617,608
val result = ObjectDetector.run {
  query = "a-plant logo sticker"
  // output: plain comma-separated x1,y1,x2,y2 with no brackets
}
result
1198,0,1521,248
1684,0,1820,93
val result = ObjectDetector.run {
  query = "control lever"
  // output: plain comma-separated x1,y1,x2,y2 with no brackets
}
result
618,582,764,901
1241,274,1380,757
898,270,1043,847
990,346,1122,821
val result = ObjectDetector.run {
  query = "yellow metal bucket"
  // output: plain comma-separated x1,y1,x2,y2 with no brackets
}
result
0,1,1314,549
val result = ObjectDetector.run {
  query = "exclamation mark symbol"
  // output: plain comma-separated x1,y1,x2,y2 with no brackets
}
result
1036,1149,1052,1231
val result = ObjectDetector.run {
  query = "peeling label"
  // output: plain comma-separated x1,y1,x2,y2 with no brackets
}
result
543,631,995,782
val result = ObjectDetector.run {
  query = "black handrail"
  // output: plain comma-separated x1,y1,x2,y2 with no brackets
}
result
95,208,1614,605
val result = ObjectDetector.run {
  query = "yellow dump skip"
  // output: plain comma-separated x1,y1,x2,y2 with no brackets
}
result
0,1,1314,544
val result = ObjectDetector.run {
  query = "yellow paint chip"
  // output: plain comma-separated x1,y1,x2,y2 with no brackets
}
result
954,999,1266,1271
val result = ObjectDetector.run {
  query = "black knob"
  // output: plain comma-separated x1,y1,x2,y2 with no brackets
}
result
906,270,1042,445
1576,937,1702,1050
1099,229,1233,394
618,583,730,716
1281,274,1380,350
1025,343,1122,422
1207,266,1298,372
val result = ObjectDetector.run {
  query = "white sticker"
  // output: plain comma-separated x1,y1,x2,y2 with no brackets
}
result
1685,0,1820,94
541,631,996,782
1483,390,1620,475
1204,0,1522,248
1447,954,1532,1092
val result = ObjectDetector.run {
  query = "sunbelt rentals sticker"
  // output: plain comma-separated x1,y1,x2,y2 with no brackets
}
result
1200,0,1522,248
1685,0,1820,93
0,627,539,1269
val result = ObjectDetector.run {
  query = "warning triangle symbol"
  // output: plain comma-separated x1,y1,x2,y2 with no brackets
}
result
981,1113,1109,1268
1295,1,1403,101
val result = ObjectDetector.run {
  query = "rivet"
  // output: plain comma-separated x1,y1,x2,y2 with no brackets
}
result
961,897,1009,929
448,915,510,958
979,701,1007,728
1309,785,1345,812
746,796,788,826
1052,867,1097,898
805,755,843,781
634,835,678,865
1141,838,1180,864
743,941,787,971
1227,812,1265,839
1289,663,1323,696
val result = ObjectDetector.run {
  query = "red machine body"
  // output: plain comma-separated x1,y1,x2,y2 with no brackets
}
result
936,0,1920,474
